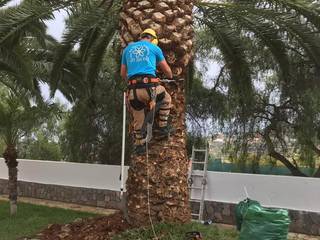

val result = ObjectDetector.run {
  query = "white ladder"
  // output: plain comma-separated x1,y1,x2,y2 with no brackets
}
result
188,145,208,221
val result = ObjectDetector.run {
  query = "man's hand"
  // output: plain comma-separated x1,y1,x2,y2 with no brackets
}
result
158,60,173,79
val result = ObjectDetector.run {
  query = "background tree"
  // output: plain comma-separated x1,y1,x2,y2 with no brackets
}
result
191,0,320,177
18,111,64,161
48,1,128,164
0,0,70,214
1,0,127,165
0,85,59,215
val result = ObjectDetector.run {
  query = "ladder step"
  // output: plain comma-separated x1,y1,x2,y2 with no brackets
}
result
192,161,206,164
188,186,202,189
193,149,207,152
190,199,201,202
191,169,205,172
190,173,205,176
191,213,200,216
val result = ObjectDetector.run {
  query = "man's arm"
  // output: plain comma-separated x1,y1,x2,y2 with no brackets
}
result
158,60,173,79
120,64,127,81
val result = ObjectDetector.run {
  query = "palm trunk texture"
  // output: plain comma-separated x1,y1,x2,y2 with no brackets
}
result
3,144,18,215
120,0,194,225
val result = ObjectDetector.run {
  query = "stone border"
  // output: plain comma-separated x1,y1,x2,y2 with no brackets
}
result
0,179,319,236
0,179,124,210
203,201,320,236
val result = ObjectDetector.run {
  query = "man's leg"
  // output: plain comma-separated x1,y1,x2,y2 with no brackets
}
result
131,108,146,145
129,88,150,154
155,86,172,135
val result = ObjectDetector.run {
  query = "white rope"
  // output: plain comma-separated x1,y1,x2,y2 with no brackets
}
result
146,141,158,240
145,91,159,240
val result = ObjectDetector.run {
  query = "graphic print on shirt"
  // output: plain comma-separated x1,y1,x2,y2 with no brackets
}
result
128,45,150,63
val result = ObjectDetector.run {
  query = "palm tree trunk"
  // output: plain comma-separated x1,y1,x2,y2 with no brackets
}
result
3,144,18,215
120,0,194,225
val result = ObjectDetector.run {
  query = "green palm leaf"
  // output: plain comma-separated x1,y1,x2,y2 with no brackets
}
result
265,0,320,29
0,46,33,89
50,1,120,99
0,0,11,8
199,17,254,111
198,1,320,66
0,87,60,145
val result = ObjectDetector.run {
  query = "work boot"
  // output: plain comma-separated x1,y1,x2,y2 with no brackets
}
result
134,144,146,155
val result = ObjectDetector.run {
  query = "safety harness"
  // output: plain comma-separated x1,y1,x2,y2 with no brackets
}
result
128,76,160,85
127,76,164,110
127,75,166,143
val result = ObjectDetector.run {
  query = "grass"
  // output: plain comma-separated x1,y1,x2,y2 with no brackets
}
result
0,200,311,240
113,222,239,240
0,200,98,240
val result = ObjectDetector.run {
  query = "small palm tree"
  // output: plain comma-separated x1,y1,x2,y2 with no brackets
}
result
0,86,59,215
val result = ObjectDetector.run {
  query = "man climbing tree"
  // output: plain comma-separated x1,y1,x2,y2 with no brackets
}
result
120,0,193,226
121,28,173,155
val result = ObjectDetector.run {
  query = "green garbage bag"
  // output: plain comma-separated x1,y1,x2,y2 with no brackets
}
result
235,199,291,240
235,198,260,231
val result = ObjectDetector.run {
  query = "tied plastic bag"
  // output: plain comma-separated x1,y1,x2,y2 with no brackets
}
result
235,198,260,231
235,198,291,240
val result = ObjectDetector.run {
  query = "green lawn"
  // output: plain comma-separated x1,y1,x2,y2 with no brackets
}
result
113,222,239,240
0,200,98,240
0,200,308,240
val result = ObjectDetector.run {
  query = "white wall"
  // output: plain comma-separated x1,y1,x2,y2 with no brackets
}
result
1,159,319,212
191,170,320,213
0,158,128,191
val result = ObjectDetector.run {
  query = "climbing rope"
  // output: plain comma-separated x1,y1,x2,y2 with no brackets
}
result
145,88,159,240
146,140,159,240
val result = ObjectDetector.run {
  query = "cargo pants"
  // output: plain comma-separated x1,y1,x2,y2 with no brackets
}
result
128,85,172,146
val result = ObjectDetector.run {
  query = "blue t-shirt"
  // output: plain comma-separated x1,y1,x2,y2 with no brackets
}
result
121,40,165,78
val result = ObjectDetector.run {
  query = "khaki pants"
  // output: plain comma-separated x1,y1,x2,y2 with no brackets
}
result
128,85,171,145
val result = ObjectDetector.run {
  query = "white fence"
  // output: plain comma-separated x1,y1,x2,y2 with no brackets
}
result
0,159,128,191
0,159,319,213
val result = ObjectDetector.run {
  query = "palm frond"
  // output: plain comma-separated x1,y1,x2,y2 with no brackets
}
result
50,5,107,94
79,28,101,61
265,0,320,29
202,19,254,110
0,0,11,8
50,1,120,98
0,1,52,44
0,87,61,145
197,1,320,68
0,46,33,89
221,9,292,84
0,0,77,44
84,24,117,90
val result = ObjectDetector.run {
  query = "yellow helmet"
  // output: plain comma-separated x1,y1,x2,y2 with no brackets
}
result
141,28,158,45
